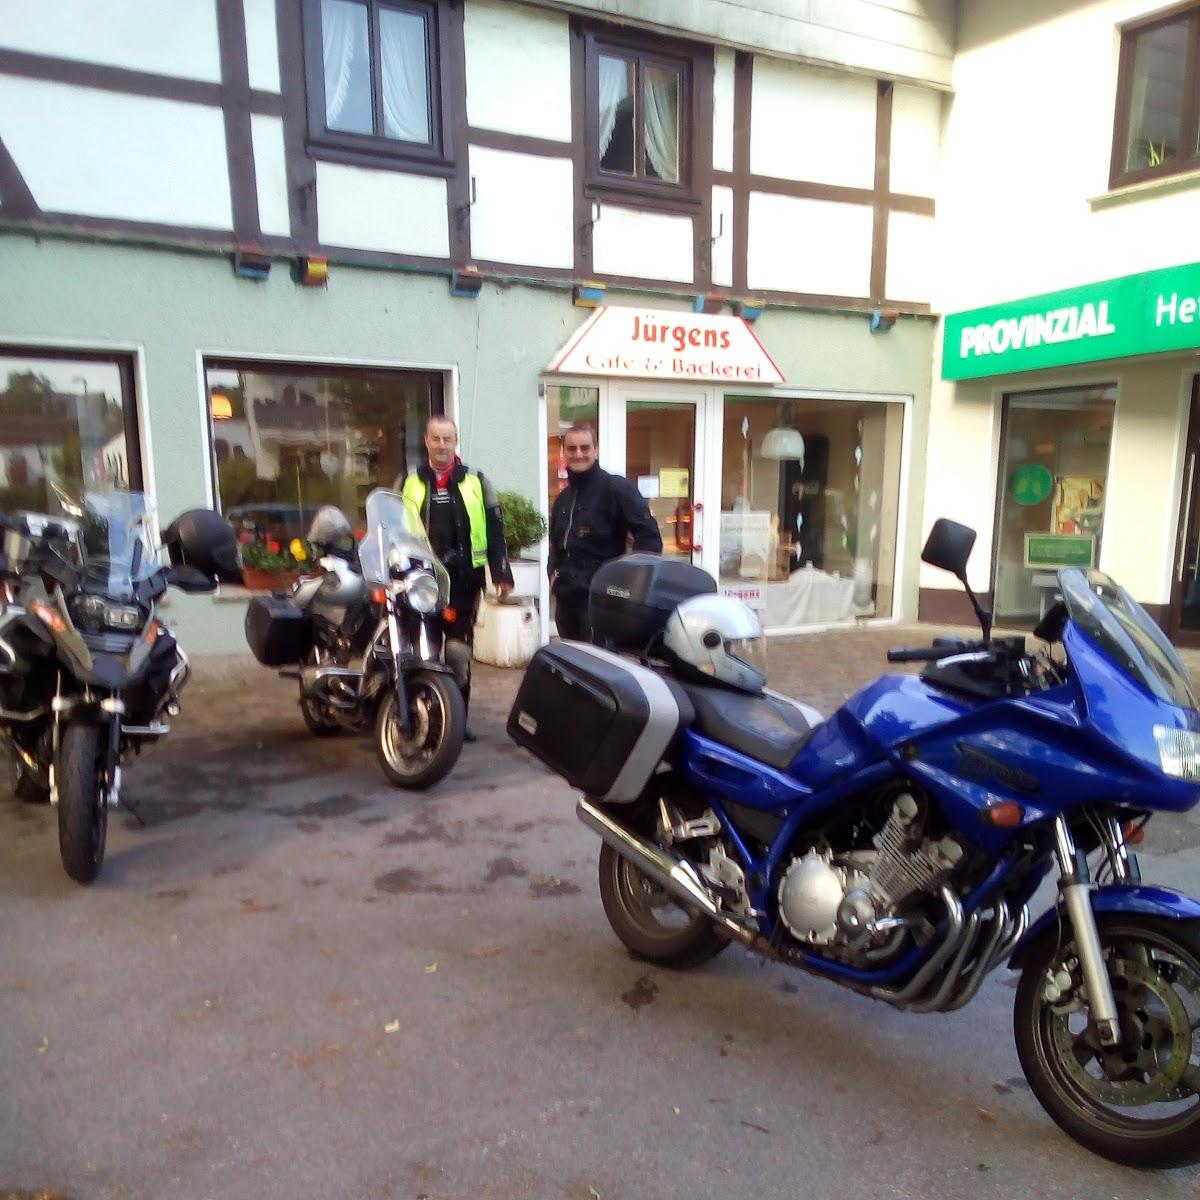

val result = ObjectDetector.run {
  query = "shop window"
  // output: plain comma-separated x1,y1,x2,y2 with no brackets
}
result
303,0,451,170
719,396,904,629
585,29,698,206
545,384,600,514
992,385,1115,624
1111,6,1200,187
205,361,443,545
0,350,140,512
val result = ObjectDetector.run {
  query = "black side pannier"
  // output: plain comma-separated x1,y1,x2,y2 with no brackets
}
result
507,641,692,802
589,553,716,651
245,595,310,666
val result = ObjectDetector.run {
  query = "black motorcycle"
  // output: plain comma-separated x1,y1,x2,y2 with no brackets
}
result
245,488,465,789
0,490,239,883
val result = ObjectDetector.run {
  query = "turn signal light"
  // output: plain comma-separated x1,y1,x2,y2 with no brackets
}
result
1123,819,1146,845
31,601,66,632
442,606,457,624
371,585,389,605
983,801,1024,828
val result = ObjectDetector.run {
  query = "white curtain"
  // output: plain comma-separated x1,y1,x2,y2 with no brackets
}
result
643,65,679,182
321,0,365,130
598,54,630,160
380,7,430,144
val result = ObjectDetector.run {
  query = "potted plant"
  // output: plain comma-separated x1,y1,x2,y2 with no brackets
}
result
498,490,547,599
240,534,312,592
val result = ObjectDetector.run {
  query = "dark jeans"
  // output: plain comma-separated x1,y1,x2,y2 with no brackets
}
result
444,573,483,715
553,591,591,642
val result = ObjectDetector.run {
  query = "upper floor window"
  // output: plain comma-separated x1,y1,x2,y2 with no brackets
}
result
585,30,699,207
303,0,451,170
1111,6,1200,187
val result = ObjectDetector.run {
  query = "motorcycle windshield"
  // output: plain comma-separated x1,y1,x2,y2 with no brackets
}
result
358,488,450,603
1058,567,1197,710
53,486,157,600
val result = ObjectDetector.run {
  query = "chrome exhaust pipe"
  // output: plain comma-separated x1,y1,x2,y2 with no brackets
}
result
576,797,762,948
302,663,366,697
871,886,964,1007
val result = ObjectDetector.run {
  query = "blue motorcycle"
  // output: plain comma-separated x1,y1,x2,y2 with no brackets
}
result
510,519,1200,1167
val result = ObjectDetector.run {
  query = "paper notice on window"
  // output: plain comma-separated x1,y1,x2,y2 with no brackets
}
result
637,475,660,498
658,468,689,499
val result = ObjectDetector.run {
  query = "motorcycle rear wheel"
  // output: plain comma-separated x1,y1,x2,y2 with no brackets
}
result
374,671,464,790
299,648,341,737
56,723,107,885
598,842,729,969
1014,914,1200,1168
10,740,49,803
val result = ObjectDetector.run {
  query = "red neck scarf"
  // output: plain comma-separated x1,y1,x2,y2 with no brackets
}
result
433,456,460,490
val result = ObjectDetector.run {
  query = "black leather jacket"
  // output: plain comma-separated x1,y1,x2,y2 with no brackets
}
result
548,464,662,596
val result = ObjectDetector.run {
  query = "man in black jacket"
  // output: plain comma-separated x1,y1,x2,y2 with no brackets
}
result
548,422,662,641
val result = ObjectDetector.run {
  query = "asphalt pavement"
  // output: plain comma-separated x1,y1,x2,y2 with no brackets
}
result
2,624,1199,1200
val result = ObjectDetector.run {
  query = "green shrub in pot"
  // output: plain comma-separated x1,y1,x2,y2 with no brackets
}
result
498,490,547,560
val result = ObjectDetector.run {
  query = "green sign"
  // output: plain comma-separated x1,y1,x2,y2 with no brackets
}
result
1024,533,1095,569
1009,463,1053,506
943,261,1200,381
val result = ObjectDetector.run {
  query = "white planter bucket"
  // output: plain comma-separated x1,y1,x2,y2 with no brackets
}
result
473,596,540,668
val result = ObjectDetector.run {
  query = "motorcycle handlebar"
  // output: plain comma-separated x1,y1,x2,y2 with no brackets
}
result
886,646,946,663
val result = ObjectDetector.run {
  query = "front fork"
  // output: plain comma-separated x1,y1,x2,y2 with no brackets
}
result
1053,814,1129,1047
386,605,412,734
48,680,123,808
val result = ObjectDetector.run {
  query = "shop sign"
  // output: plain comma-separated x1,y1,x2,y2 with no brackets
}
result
943,261,1200,381
721,584,766,610
1024,533,1096,569
547,306,785,384
1009,463,1054,506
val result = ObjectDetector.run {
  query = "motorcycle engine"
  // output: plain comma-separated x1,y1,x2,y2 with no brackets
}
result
778,792,963,953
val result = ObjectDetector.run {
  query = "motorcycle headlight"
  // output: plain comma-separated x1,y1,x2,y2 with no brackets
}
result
70,594,144,633
1153,725,1200,781
402,571,440,615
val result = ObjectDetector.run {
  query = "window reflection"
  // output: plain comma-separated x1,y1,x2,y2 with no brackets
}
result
206,363,441,543
0,354,136,512
720,396,904,628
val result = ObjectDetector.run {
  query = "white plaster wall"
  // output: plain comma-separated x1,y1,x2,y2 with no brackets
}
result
750,59,876,188
937,0,1200,314
711,185,734,288
243,0,281,93
889,84,941,197
0,0,221,81
712,47,735,174
251,114,290,237
315,162,449,257
464,0,570,142
886,211,936,303
747,193,873,296
1101,361,1191,600
539,0,956,88
592,207,694,283
468,146,573,268
0,77,231,228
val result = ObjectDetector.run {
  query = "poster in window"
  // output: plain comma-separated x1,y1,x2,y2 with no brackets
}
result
1051,475,1105,537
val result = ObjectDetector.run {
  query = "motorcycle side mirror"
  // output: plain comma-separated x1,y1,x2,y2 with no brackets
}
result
921,518,976,580
165,563,218,594
921,518,993,643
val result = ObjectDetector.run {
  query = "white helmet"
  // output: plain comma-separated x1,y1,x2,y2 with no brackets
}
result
662,594,768,693
307,505,352,547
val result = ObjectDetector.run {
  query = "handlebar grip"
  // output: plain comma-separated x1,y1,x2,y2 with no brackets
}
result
887,646,944,663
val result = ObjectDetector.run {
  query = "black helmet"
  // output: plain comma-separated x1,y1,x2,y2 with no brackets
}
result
163,509,243,583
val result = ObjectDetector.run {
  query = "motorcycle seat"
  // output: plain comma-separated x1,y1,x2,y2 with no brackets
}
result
674,680,821,771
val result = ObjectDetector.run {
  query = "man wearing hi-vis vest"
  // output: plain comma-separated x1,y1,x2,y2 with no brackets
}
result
396,415,513,740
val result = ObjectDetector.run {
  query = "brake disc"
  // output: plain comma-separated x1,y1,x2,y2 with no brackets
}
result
1051,956,1194,1106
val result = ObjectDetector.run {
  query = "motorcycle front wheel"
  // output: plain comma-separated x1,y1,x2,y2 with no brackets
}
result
1014,914,1200,1168
56,723,107,884
374,670,464,790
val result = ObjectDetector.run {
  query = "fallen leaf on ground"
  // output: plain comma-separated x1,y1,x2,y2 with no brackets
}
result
384,1020,401,1034
425,962,438,974
976,1107,998,1123
36,1037,48,1054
